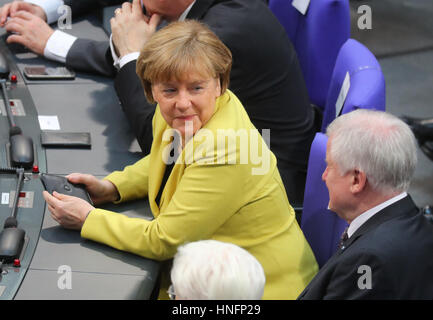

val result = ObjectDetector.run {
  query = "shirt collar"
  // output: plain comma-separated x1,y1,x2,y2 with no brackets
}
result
157,1,196,28
347,192,408,238
178,1,196,21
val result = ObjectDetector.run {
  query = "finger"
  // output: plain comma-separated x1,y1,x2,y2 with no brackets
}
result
4,21,20,34
43,190,56,205
43,191,60,212
0,4,12,25
52,191,71,201
149,14,162,29
132,0,141,14
42,190,51,200
66,173,93,186
66,172,81,181
11,10,34,21
52,191,84,204
9,2,24,17
47,204,57,215
6,34,26,46
50,210,61,224
43,190,64,208
110,16,115,26
121,2,132,13
5,17,29,34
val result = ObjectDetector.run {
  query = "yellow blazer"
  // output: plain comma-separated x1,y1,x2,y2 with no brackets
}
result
81,90,318,299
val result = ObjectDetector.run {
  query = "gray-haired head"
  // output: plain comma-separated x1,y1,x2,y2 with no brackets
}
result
170,240,266,300
326,109,417,195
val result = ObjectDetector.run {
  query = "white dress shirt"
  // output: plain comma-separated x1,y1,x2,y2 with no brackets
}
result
26,0,64,24
347,192,408,238
24,0,74,63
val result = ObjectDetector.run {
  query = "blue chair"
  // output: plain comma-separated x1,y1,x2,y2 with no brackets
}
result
300,132,348,268
268,0,350,109
321,38,386,132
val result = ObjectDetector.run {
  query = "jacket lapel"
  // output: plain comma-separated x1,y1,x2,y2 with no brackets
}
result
187,0,215,19
299,195,419,299
342,195,418,251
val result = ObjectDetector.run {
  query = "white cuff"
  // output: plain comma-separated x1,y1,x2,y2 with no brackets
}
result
109,33,120,70
25,0,64,24
119,52,140,69
109,34,139,70
44,30,77,64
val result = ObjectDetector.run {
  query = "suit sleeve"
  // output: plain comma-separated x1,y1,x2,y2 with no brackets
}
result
63,0,126,76
81,162,247,261
114,60,155,155
323,249,394,299
66,39,116,77
103,155,150,203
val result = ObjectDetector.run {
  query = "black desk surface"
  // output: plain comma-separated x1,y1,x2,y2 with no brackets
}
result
0,1,159,300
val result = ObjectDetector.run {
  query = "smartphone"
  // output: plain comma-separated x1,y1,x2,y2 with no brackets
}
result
40,173,93,204
23,66,75,80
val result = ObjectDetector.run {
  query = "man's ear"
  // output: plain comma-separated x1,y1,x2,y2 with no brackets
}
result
350,169,367,194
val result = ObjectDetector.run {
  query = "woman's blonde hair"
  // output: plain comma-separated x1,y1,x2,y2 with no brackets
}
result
136,20,232,104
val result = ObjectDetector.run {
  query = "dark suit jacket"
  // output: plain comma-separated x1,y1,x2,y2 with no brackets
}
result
66,0,316,206
63,0,124,16
298,195,433,299
64,0,124,77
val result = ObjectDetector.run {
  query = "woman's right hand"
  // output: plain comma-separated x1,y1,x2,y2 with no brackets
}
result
66,173,120,206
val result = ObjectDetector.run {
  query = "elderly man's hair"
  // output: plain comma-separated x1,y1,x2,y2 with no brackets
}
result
326,109,417,194
136,20,232,104
170,240,266,300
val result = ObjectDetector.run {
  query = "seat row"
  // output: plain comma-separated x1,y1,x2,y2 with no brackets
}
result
269,0,386,267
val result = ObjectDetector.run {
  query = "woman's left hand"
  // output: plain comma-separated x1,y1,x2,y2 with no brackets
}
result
43,191,95,230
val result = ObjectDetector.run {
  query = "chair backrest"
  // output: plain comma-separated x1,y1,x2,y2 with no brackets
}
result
268,0,350,109
321,38,386,132
300,132,348,268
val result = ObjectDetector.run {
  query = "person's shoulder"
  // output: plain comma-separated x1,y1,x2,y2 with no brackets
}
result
351,212,433,262
201,0,282,37
207,90,253,129
188,90,276,172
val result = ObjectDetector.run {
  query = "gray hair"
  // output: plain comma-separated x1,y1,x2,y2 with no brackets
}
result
170,240,265,300
326,109,417,194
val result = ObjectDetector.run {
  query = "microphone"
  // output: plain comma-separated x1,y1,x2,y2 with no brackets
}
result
0,53,35,169
0,168,26,263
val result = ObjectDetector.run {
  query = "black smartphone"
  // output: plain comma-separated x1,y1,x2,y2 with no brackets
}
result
23,66,75,80
40,173,93,204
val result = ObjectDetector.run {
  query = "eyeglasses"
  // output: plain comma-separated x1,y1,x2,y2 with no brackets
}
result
167,284,176,300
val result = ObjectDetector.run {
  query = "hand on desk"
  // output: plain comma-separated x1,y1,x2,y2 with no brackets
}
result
43,173,120,230
66,173,120,206
43,190,94,230
111,0,161,58
0,1,47,27
4,11,53,55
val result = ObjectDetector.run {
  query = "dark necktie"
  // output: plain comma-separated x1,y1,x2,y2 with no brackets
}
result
339,227,349,250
